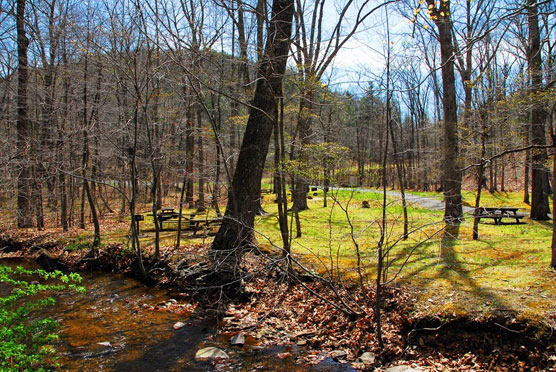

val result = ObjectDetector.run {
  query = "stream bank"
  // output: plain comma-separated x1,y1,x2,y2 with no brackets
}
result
1,229,555,371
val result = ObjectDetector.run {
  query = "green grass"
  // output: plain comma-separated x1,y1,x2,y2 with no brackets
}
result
253,188,556,326
410,189,536,209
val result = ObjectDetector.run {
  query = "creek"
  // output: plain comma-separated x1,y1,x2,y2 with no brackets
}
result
1,258,353,372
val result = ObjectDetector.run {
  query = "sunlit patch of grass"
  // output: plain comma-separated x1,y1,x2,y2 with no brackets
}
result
254,188,556,327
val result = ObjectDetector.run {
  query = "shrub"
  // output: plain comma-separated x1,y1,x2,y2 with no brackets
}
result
0,265,84,371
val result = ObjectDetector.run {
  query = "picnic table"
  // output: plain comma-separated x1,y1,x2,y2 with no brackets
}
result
475,206,527,225
160,215,223,235
155,208,180,223
146,208,223,234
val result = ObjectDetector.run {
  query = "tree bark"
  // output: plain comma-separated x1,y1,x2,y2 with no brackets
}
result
427,0,463,223
16,0,33,228
197,108,205,210
528,0,550,220
293,91,314,211
210,0,294,284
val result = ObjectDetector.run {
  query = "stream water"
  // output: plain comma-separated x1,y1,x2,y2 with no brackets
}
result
1,258,354,372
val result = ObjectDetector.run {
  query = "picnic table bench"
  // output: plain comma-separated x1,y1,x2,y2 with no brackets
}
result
475,206,527,225
146,208,222,235
160,216,223,235
154,208,180,223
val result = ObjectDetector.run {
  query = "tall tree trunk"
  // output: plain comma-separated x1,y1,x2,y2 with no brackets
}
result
275,96,291,273
197,108,205,210
551,112,556,268
184,87,195,207
293,91,314,211
473,108,489,240
524,122,531,203
528,0,550,220
210,0,294,284
16,0,33,228
58,46,70,231
427,0,463,223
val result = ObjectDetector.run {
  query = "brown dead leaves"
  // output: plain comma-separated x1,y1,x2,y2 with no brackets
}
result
222,275,410,362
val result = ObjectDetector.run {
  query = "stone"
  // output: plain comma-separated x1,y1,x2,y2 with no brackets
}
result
359,351,376,364
385,365,421,372
330,350,347,360
97,341,112,348
195,347,229,361
297,339,307,346
173,321,186,330
230,333,245,346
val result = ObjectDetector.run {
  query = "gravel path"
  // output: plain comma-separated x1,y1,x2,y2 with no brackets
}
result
376,190,475,214
328,187,475,215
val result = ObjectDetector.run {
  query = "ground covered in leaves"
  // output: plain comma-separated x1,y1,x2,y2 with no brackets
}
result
1,228,556,371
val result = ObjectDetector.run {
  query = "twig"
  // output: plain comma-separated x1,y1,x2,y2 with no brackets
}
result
494,322,522,334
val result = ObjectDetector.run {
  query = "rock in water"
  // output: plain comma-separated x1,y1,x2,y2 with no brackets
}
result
230,333,245,346
195,347,229,361
386,366,421,372
330,350,347,360
359,351,376,364
173,322,186,330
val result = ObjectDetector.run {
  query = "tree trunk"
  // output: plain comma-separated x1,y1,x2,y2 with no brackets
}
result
293,92,314,211
210,0,294,284
428,0,463,223
197,107,205,210
16,0,33,228
184,88,195,207
551,114,556,268
528,0,550,220
524,123,531,203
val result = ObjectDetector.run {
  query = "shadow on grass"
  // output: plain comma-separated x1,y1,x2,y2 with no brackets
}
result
529,219,553,228
390,223,513,314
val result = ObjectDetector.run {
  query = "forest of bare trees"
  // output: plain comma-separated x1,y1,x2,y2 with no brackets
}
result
1,0,555,273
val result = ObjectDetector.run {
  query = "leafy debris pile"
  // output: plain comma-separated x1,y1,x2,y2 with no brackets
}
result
221,273,410,365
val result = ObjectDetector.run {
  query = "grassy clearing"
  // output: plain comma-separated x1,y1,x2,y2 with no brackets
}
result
253,188,556,326
4,187,555,327
410,189,537,209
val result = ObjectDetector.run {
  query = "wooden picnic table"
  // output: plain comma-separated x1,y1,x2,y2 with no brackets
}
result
475,206,526,225
160,215,223,235
156,209,180,222
146,208,222,234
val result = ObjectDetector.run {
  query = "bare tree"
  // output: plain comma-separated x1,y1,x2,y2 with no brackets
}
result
527,0,550,220
16,0,33,228
210,0,294,287
425,0,463,223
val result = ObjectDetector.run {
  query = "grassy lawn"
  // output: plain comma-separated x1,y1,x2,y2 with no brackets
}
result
252,188,556,327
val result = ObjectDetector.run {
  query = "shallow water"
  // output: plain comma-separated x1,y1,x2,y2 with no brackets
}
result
1,258,354,372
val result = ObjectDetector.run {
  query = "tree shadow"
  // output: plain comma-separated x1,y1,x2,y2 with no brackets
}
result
388,223,513,314
436,224,510,311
